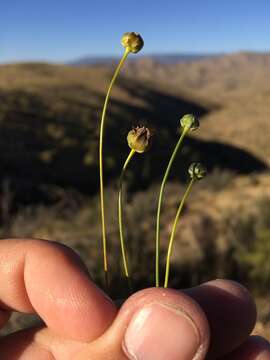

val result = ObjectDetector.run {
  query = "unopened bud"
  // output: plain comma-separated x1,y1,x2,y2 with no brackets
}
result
188,162,207,180
180,114,199,132
121,32,144,54
127,126,151,153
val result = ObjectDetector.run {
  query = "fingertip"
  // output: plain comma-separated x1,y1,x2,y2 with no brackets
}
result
24,240,117,341
121,287,210,345
207,279,256,310
93,287,210,360
222,336,270,360
205,279,257,332
123,288,209,360
187,279,257,359
250,336,270,360
0,239,117,342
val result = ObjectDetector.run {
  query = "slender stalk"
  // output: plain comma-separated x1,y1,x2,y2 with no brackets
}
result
99,48,130,278
118,149,136,278
164,178,195,288
155,127,189,287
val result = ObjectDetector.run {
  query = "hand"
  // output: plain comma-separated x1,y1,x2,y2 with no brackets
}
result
0,239,269,360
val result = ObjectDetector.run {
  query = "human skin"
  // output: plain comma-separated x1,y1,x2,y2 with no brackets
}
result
0,238,269,360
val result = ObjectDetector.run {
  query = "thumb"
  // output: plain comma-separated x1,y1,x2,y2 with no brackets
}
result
75,287,210,360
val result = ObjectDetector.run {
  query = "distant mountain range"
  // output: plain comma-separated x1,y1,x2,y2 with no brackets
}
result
70,53,221,66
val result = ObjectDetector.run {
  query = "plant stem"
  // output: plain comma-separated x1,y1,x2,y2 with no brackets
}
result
155,127,189,287
99,48,129,279
118,149,136,279
164,177,195,288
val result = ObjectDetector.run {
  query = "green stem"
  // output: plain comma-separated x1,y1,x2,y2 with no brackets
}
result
155,127,189,287
164,178,195,288
118,149,136,278
99,48,130,276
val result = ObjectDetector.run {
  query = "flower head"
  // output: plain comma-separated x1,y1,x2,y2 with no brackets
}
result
180,114,199,132
121,32,144,54
127,126,152,153
188,162,207,180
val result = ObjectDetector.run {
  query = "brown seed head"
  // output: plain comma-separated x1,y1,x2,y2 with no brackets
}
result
127,126,152,153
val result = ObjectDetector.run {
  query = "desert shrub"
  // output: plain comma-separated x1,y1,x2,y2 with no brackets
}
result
196,167,235,191
2,181,270,295
223,197,270,292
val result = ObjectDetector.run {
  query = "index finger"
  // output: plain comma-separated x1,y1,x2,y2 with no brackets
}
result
0,238,117,341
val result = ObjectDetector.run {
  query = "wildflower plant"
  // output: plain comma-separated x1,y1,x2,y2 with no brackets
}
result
98,33,207,291
164,163,207,288
99,32,144,285
118,126,152,290
155,114,199,287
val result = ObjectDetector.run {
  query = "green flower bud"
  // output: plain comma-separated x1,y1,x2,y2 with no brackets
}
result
180,114,199,132
188,162,207,180
121,32,144,54
127,126,152,153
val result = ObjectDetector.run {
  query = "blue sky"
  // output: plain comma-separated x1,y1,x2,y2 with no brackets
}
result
0,0,269,63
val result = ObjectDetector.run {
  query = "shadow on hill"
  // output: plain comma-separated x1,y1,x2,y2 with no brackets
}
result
188,137,267,173
102,75,267,187
0,79,267,207
115,76,210,128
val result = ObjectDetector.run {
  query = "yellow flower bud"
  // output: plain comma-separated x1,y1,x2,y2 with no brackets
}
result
127,126,152,153
180,114,199,132
188,162,207,180
121,32,144,54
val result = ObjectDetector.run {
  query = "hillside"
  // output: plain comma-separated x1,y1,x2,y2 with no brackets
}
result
0,55,268,204
125,52,270,165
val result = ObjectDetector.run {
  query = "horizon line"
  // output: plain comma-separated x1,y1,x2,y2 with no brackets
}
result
1,49,270,65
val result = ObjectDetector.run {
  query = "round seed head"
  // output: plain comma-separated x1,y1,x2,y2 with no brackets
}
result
127,126,152,153
121,32,144,53
180,114,199,132
188,162,207,180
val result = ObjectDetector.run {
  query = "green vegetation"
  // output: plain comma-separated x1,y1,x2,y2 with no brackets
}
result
0,175,269,295
224,198,270,292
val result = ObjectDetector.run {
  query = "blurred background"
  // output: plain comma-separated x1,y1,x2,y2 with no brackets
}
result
1,0,270,337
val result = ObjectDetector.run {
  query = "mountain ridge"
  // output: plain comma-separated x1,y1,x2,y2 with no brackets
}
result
70,52,221,65
70,51,270,66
